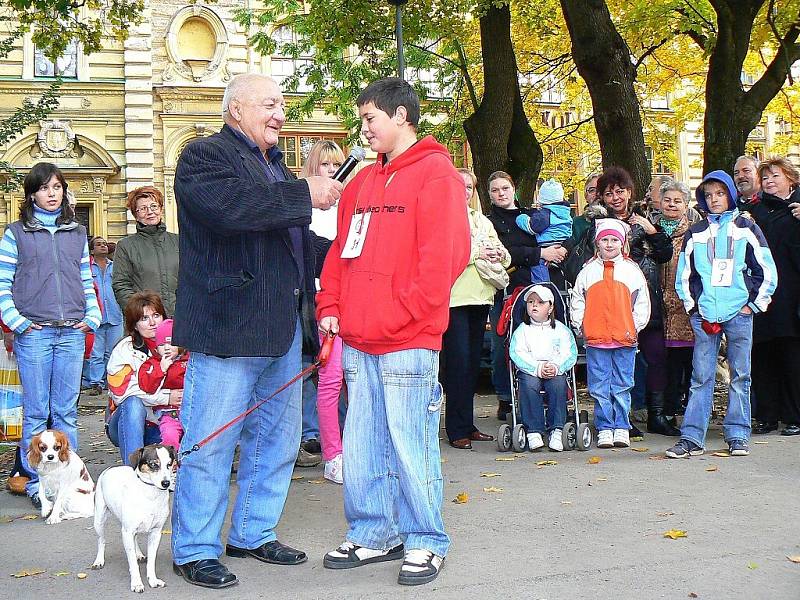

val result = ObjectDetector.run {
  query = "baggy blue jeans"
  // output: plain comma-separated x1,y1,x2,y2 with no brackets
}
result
586,346,636,431
84,322,123,387
172,323,302,564
15,326,84,496
341,344,450,558
517,371,568,434
680,311,752,447
106,395,161,464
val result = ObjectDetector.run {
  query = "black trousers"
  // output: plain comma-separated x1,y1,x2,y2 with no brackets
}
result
441,304,490,441
752,337,800,426
664,346,694,415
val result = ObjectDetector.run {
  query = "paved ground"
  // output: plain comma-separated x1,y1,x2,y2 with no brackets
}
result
2,389,799,599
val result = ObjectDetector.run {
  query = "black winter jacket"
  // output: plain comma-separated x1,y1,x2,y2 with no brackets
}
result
626,219,673,329
744,188,800,342
486,204,543,291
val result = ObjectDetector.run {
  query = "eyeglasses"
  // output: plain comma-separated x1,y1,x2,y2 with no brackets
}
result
136,203,161,214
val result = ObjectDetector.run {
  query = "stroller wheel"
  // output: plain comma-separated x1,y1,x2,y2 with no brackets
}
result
497,424,512,452
576,423,593,451
562,422,577,451
511,424,527,453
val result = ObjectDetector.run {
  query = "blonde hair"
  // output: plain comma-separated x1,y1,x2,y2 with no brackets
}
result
457,168,480,212
301,140,346,179
757,156,800,189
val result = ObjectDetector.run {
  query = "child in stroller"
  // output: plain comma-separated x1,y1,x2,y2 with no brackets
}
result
497,281,592,452
508,285,578,451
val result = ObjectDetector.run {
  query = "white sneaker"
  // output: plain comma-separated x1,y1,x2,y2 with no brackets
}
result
324,453,343,484
613,428,630,447
548,429,563,452
527,432,544,451
597,429,614,448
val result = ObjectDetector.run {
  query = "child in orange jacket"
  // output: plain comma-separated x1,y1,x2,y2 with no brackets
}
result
570,219,650,449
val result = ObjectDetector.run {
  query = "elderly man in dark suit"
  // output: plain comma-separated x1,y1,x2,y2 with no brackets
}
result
170,73,341,589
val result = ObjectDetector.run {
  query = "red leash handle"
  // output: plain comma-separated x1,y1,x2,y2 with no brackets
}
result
179,332,339,461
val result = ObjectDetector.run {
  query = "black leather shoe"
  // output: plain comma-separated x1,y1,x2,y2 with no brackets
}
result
780,424,800,436
173,560,238,589
752,421,778,434
226,540,307,565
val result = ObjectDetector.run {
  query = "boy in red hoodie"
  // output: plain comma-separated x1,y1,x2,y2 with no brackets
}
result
317,78,469,586
138,319,187,450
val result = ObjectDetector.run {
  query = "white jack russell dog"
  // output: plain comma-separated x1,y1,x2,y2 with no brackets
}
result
92,444,177,593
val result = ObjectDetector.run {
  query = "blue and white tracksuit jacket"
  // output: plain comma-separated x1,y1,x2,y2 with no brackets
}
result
676,170,777,323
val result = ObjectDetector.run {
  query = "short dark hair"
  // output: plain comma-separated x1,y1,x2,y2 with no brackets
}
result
597,166,635,214
357,78,420,128
20,162,73,225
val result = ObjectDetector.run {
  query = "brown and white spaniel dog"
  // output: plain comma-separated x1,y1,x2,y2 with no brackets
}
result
27,429,94,524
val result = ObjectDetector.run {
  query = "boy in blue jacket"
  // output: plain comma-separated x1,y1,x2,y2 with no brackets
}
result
666,170,776,459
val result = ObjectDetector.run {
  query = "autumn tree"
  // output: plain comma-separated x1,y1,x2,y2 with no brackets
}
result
0,0,143,190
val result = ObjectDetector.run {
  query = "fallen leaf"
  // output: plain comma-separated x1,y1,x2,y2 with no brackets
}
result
712,451,730,457
587,456,602,464
495,457,516,462
11,568,45,578
560,500,572,505
308,478,326,484
786,555,800,563
630,447,649,452
452,492,468,504
648,455,666,460
161,529,171,535
753,441,768,445
746,562,758,570
630,435,644,442
596,477,608,481
656,511,675,517
20,514,39,520
0,515,13,523
536,460,558,466
483,486,503,493
663,529,687,539
440,458,448,464
688,593,698,598
55,571,70,577
291,475,304,481
480,472,502,478
76,572,88,579
705,465,718,472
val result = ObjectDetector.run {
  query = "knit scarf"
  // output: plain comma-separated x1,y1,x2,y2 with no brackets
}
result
658,217,681,237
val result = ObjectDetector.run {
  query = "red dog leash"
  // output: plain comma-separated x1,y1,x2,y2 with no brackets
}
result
179,332,337,461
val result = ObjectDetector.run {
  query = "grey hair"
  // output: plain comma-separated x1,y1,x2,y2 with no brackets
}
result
659,179,690,201
734,155,759,170
221,73,277,118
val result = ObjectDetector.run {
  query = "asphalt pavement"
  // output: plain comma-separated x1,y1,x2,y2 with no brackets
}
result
2,390,799,599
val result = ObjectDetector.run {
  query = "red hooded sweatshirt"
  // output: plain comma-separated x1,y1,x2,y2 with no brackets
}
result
316,136,470,355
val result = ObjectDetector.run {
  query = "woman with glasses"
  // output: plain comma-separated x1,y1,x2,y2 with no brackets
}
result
112,186,179,317
105,291,181,462
596,167,677,437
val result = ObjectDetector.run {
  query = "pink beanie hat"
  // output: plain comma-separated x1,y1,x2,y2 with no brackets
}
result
594,218,628,244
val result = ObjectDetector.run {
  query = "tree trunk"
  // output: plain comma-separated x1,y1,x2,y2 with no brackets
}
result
560,0,650,201
463,4,542,210
704,0,800,173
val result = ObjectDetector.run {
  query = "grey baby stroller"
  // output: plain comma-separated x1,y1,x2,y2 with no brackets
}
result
496,280,592,452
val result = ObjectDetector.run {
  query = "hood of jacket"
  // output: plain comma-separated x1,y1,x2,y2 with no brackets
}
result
377,135,453,175
695,170,737,214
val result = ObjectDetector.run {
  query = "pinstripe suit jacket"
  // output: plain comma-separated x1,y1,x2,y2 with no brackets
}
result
172,124,317,357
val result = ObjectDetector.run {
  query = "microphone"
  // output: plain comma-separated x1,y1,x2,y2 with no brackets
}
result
332,147,366,182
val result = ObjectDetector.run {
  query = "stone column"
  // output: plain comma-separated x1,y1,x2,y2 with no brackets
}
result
122,0,154,234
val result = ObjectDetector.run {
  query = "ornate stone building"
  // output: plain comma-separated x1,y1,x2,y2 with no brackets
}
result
0,1,347,238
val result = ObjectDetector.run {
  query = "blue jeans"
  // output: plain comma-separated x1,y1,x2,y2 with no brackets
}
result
342,345,450,558
84,322,123,387
489,295,511,401
106,396,161,464
301,354,320,442
15,326,84,496
517,371,568,434
586,346,636,431
172,323,302,564
681,311,752,447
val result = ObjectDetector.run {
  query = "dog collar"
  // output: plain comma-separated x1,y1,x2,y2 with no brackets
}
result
135,471,158,488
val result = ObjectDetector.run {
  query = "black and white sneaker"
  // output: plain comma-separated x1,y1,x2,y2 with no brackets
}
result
397,549,444,586
665,438,704,458
323,541,405,570
728,439,750,456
